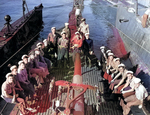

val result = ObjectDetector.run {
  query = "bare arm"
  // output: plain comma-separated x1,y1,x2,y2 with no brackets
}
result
115,73,127,88
3,91,13,98
142,14,148,28
112,72,121,81
121,78,130,90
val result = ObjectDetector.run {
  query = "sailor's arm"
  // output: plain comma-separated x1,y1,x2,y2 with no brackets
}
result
142,14,148,28
112,72,121,81
115,75,126,89
121,78,130,91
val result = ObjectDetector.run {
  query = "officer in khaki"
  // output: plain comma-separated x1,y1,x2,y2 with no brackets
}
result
62,23,71,39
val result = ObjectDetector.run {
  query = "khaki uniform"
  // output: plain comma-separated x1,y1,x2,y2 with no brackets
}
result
62,28,71,39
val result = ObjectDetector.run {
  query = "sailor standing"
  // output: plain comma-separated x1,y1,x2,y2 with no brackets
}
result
47,27,61,55
78,18,89,39
57,31,69,61
81,33,93,67
62,23,71,39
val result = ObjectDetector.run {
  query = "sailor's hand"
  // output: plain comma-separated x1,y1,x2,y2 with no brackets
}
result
114,86,118,89
111,80,114,83
122,91,126,94
120,88,123,92
55,53,57,58
15,94,19,97
74,44,78,47
89,51,93,55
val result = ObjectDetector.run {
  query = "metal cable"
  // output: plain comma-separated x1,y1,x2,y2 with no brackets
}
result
0,31,41,68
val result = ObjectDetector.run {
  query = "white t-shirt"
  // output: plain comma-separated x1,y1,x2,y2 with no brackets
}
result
135,84,148,100
145,8,150,15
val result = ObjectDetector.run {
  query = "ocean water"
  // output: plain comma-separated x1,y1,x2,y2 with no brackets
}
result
0,0,116,59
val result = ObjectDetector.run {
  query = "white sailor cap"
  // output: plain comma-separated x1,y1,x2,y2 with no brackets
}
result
81,18,86,21
21,54,28,60
43,39,47,43
61,31,66,35
100,46,105,50
18,60,24,65
65,23,69,26
118,63,125,68
134,78,141,84
51,27,56,30
85,33,89,36
114,58,120,62
108,53,114,56
36,42,43,47
75,31,79,35
6,73,13,79
106,50,111,54
126,71,133,75
10,65,17,71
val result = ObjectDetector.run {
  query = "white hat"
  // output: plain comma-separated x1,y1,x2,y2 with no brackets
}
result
108,53,114,56
43,39,47,43
118,63,125,68
36,42,42,47
10,65,17,71
61,31,66,35
134,78,141,84
18,60,24,65
51,27,56,30
65,23,69,26
106,50,111,54
126,71,133,75
75,32,79,34
6,73,13,79
85,33,89,36
81,18,86,21
100,46,105,50
21,54,28,60
114,58,120,62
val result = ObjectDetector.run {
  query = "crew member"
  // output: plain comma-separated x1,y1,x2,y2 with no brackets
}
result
57,31,69,61
78,18,89,39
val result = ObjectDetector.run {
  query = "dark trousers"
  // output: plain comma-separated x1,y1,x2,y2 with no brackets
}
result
15,90,26,100
20,82,35,97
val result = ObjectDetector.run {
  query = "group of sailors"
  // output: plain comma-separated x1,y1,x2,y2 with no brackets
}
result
1,14,148,115
1,17,100,114
99,46,148,115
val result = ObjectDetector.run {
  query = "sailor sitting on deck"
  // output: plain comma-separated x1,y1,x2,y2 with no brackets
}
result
112,63,128,93
42,39,57,65
71,31,83,61
120,78,148,115
17,61,36,98
142,8,150,28
103,53,115,83
1,73,29,114
57,31,69,62
9,65,27,101
34,49,50,78
22,55,38,89
99,46,110,76
36,42,51,69
120,71,136,98
47,27,61,56
78,18,89,39
22,54,44,88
